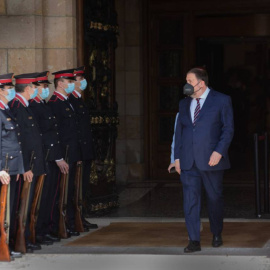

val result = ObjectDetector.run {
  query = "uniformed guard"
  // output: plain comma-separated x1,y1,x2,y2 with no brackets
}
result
9,73,46,252
70,66,97,229
29,71,68,243
48,69,81,236
0,73,24,259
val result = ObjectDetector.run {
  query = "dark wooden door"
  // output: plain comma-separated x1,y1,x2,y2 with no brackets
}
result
146,10,270,182
148,15,187,180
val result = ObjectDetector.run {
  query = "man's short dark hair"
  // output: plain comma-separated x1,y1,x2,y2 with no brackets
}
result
54,78,64,88
15,84,29,93
187,67,209,86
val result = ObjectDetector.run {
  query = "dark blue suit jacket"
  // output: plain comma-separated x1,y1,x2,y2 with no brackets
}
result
174,89,234,171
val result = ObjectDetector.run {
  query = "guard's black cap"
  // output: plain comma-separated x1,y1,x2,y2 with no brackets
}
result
36,71,52,84
74,66,85,77
14,72,40,85
0,73,15,88
52,69,75,80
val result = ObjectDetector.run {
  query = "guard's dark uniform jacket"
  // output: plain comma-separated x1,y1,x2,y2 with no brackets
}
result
29,97,62,161
68,91,94,160
9,94,46,176
47,91,80,163
0,103,24,175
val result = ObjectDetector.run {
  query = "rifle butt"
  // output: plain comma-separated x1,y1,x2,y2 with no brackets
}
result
0,238,11,261
0,185,11,261
29,175,44,244
74,210,84,232
29,220,36,244
58,216,68,239
14,227,26,254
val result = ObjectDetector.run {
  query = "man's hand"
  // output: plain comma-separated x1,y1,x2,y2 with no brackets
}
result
208,151,222,166
56,160,69,174
23,170,33,183
175,159,181,175
16,174,20,181
168,162,175,173
0,170,10,185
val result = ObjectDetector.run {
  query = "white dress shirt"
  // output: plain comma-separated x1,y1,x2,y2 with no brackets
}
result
190,87,210,122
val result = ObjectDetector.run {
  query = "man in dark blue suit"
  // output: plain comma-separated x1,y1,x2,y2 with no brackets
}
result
174,68,234,253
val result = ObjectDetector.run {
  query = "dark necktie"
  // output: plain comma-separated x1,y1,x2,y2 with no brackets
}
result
193,98,201,125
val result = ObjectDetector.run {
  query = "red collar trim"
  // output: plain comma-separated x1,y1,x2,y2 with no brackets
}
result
0,102,5,110
15,94,27,107
33,96,41,103
71,91,79,98
54,91,65,101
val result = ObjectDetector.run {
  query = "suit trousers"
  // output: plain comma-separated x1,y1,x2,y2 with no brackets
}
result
180,163,224,241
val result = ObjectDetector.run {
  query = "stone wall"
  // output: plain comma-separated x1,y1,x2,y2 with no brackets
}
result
0,0,144,184
115,0,144,184
0,0,77,87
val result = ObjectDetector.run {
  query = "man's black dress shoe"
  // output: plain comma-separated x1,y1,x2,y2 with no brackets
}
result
26,242,42,250
83,219,98,229
184,241,201,253
212,235,223,247
83,226,90,232
10,250,22,259
36,235,53,245
66,229,80,237
45,233,61,242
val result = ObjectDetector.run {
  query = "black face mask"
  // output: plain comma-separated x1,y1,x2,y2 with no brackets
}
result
183,81,201,96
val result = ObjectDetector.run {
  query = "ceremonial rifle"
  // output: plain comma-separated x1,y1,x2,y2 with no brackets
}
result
58,145,69,238
29,149,50,244
0,153,11,261
15,151,35,253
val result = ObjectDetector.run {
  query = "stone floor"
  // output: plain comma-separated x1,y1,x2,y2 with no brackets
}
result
2,181,270,270
2,217,270,270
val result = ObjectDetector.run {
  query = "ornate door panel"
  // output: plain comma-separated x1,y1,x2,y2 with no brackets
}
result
148,15,187,180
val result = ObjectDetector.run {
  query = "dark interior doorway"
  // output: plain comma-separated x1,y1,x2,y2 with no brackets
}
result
196,37,270,185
